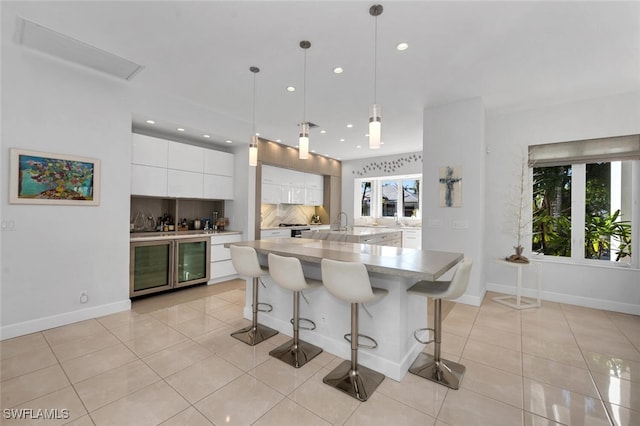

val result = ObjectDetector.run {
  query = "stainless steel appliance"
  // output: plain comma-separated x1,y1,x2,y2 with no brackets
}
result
130,236,210,297
279,223,311,238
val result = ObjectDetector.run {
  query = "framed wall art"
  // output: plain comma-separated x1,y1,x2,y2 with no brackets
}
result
9,148,100,205
439,165,462,207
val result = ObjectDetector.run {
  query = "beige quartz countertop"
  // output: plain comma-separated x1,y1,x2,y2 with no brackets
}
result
303,227,401,237
226,238,463,282
130,230,241,242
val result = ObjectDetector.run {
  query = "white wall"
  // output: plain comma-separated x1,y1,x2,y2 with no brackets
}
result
422,98,486,305
341,151,423,225
485,91,640,314
0,17,252,338
1,43,133,338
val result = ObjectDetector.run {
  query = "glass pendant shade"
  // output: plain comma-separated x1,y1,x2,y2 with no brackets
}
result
369,104,381,149
249,140,258,167
299,122,309,159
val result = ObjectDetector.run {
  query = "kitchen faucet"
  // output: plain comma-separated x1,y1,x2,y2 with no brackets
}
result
338,211,349,230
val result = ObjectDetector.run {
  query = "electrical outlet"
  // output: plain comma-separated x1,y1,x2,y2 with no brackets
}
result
80,291,89,304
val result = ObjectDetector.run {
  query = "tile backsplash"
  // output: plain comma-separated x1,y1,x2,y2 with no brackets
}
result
261,204,317,227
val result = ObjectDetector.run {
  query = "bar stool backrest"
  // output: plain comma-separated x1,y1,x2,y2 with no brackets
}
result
230,245,264,277
321,258,377,304
441,258,473,300
268,253,308,291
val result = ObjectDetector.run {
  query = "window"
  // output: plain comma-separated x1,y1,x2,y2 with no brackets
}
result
355,174,422,220
381,180,398,217
360,181,372,217
532,165,572,257
530,135,638,265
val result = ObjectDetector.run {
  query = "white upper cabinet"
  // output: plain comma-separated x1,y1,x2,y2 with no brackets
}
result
262,165,285,184
131,134,235,200
304,173,323,190
132,134,168,167
167,169,203,198
203,174,233,200
304,173,323,206
204,150,234,177
261,165,323,205
168,141,203,173
131,164,168,197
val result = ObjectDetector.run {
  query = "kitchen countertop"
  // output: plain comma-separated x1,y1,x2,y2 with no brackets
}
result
130,230,241,242
226,238,462,282
303,227,401,237
260,224,328,230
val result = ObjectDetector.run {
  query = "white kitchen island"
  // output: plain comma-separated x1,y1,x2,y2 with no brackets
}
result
225,238,463,381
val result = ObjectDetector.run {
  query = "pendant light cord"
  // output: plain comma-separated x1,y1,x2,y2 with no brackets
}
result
373,14,378,104
252,71,257,138
303,47,307,123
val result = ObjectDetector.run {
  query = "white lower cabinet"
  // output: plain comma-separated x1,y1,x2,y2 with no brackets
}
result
210,233,242,283
260,229,290,239
402,228,422,249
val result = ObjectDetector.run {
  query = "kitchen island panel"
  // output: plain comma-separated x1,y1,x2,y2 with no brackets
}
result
225,239,463,380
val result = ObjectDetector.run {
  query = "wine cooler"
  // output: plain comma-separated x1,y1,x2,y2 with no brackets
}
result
130,236,210,297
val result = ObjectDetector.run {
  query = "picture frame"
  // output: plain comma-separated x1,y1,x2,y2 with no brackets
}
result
439,165,462,207
9,148,100,205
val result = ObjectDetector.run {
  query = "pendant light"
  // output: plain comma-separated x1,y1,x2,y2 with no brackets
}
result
248,66,259,167
298,40,311,159
369,4,383,150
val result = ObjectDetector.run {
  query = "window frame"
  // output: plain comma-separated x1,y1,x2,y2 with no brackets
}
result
530,160,638,270
354,174,422,221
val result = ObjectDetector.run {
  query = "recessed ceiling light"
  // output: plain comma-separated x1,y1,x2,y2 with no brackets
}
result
255,132,260,136
320,130,326,134
311,150,316,153
356,145,361,149
225,140,232,144
340,138,345,142
286,86,296,92
397,42,409,51
381,142,385,145
333,67,343,74
203,134,211,138
145,119,155,124
177,127,185,132
346,124,353,128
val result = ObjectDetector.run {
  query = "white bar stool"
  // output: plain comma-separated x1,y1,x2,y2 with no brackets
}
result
407,257,473,389
320,258,388,401
267,253,323,368
229,245,278,346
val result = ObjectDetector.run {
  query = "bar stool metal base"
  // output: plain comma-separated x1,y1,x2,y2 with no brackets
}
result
323,360,385,401
269,339,323,368
231,324,278,346
408,352,465,390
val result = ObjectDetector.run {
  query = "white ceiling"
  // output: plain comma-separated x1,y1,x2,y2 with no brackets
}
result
3,1,639,160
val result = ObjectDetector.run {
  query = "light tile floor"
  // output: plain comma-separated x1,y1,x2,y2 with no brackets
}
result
1,279,639,425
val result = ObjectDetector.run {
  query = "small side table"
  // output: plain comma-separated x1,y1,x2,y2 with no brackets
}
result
493,260,541,309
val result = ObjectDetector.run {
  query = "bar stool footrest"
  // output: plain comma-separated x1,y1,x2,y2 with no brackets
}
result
413,327,435,345
257,302,273,312
344,333,378,349
231,323,278,346
323,359,385,401
408,352,466,389
290,317,316,331
269,339,323,368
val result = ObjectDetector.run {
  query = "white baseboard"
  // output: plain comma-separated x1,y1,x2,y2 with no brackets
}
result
208,274,239,285
0,299,131,341
486,282,640,315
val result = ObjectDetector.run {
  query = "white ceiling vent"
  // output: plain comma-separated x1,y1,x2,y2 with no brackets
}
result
14,16,144,80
